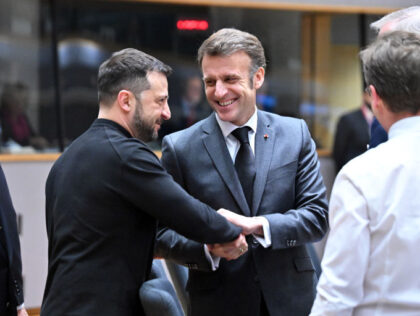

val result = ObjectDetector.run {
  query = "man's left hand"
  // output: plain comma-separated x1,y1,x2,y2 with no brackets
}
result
17,308,29,316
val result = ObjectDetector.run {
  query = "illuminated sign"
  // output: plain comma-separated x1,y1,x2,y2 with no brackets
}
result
177,20,209,31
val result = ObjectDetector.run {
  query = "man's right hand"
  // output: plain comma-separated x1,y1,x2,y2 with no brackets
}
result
207,234,248,261
217,208,264,236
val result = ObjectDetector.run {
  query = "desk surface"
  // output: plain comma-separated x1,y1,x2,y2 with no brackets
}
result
0,149,331,162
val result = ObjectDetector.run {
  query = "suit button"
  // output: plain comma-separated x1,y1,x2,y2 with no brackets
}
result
252,238,259,245
254,275,259,283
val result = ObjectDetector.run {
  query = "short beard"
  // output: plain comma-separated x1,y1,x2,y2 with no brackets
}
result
133,102,158,142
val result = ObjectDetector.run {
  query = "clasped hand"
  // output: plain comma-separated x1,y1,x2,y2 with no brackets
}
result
206,209,265,260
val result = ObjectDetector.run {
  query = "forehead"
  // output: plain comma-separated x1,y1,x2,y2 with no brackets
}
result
201,51,251,77
145,71,168,92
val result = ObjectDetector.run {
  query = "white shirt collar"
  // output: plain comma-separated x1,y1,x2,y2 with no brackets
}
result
388,116,420,140
215,106,258,138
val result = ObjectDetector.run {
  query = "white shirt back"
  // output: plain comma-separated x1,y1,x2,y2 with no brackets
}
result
311,116,420,316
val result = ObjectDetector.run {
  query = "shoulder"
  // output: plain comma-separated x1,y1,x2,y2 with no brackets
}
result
336,109,362,125
339,144,386,183
64,123,161,167
259,110,303,128
163,114,213,147
259,111,309,141
112,137,160,167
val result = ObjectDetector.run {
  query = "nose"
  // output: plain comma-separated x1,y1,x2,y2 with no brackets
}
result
214,81,228,99
162,102,171,120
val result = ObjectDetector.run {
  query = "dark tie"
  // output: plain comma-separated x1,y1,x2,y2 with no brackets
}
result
231,127,256,209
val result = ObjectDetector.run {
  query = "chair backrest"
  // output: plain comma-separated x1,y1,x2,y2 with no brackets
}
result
164,260,189,313
139,260,185,316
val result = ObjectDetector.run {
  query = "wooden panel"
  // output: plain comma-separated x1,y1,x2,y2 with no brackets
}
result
0,153,61,162
27,308,40,316
116,0,396,14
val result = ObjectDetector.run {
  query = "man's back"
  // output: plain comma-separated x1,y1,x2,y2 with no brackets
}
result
320,116,420,315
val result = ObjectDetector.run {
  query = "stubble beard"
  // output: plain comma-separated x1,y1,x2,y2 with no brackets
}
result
133,102,158,143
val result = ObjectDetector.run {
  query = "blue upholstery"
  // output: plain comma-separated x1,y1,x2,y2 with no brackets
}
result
139,260,185,316
164,261,189,313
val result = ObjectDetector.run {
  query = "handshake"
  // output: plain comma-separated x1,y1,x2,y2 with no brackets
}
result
207,208,266,261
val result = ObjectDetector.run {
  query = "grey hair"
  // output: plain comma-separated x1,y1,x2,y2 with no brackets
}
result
360,31,420,114
371,6,420,34
98,48,172,106
197,28,266,80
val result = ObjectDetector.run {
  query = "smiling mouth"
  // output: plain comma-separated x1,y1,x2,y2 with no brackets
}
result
218,99,236,107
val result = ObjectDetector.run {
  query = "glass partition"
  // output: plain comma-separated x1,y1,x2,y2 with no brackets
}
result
0,0,384,153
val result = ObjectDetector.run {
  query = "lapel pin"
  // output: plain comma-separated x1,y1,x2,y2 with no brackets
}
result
264,134,269,140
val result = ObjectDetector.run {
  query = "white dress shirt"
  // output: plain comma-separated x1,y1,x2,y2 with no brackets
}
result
204,108,272,270
310,116,420,316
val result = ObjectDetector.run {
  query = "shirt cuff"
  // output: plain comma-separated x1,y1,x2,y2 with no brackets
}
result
252,216,271,248
204,245,221,271
17,303,25,310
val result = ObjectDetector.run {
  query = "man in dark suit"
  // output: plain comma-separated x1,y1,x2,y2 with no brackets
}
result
156,28,329,316
41,48,245,316
0,164,28,316
333,91,373,172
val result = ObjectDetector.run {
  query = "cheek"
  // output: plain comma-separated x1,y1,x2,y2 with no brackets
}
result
205,87,214,99
155,109,164,120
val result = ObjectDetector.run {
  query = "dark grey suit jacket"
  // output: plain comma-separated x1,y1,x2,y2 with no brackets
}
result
0,164,24,316
156,111,328,316
333,108,370,173
41,119,241,316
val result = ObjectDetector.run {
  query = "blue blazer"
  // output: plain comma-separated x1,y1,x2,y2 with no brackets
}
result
157,111,328,316
0,164,24,315
369,117,388,149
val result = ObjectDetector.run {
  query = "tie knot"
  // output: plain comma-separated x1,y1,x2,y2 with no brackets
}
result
231,126,251,144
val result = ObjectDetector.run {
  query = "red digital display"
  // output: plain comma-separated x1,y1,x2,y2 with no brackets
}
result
177,20,209,31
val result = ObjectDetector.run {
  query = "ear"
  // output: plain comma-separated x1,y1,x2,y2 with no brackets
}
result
253,67,265,90
117,90,135,113
369,85,383,114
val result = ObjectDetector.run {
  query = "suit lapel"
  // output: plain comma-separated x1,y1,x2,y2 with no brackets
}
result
252,111,275,216
202,115,251,216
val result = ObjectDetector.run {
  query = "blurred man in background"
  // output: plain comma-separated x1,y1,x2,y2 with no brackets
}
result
333,90,373,173
368,6,420,148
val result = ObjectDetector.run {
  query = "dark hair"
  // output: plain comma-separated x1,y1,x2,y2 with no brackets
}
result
197,28,266,79
97,48,172,106
360,31,420,114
